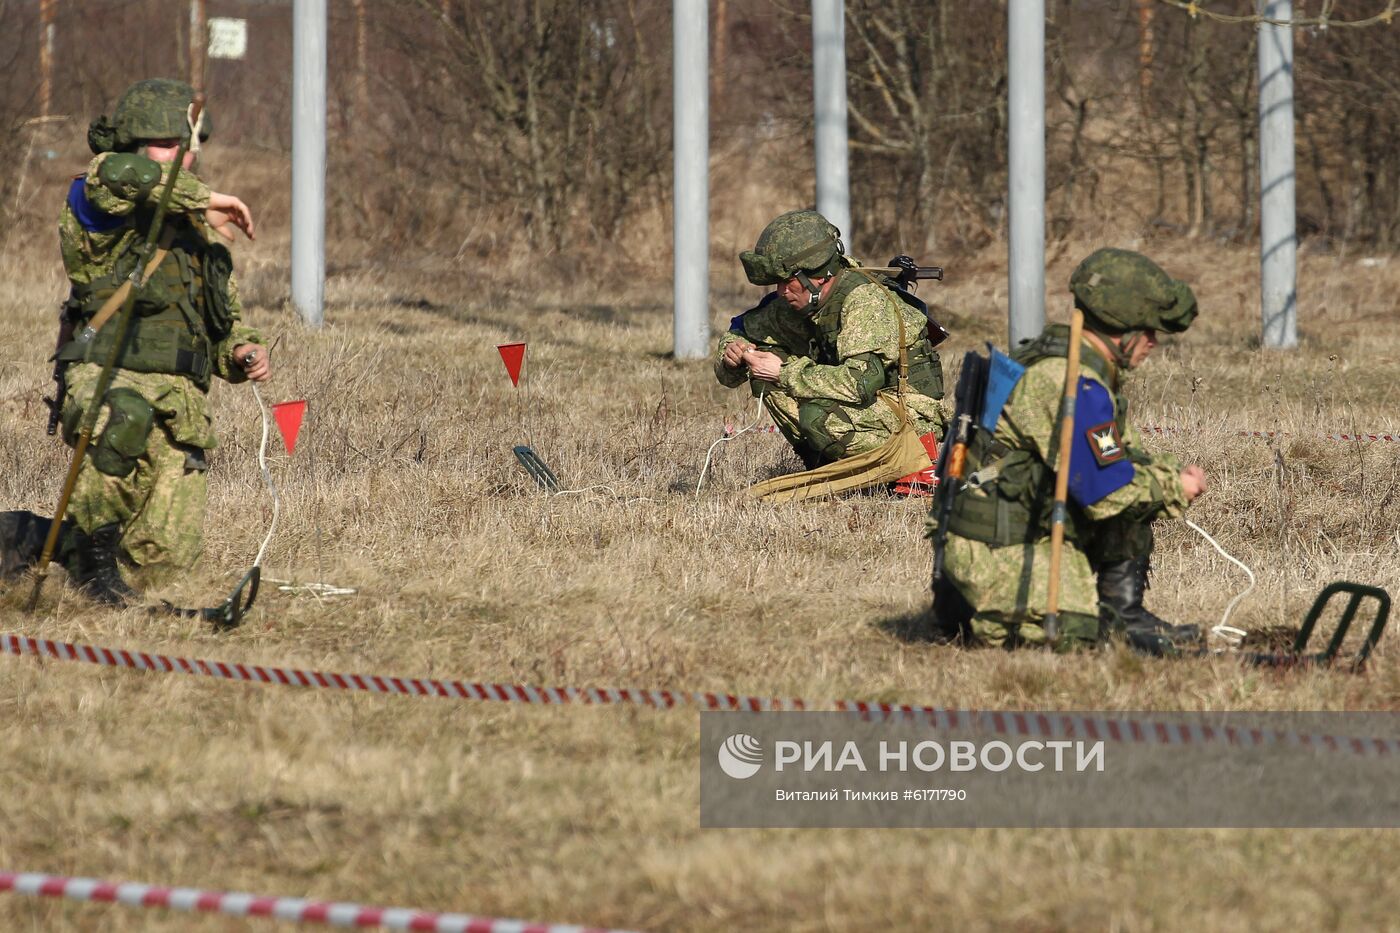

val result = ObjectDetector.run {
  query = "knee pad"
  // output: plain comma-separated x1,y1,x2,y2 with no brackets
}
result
90,388,154,477
796,399,855,459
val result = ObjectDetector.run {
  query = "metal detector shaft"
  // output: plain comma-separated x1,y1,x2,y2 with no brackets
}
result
1042,308,1085,645
27,95,205,611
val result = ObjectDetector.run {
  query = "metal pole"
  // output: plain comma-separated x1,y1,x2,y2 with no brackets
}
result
189,0,206,92
672,0,709,360
1258,0,1297,349
1007,0,1045,347
812,0,851,245
39,0,55,118
292,0,327,328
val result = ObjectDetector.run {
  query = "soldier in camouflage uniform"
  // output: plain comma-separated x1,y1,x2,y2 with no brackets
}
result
931,249,1207,653
1,79,268,604
715,210,946,486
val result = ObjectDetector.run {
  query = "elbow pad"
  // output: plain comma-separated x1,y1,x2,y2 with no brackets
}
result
96,153,161,202
848,352,887,404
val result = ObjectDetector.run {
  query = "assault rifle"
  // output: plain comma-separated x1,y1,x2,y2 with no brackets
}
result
44,305,78,435
885,254,944,288
930,350,989,584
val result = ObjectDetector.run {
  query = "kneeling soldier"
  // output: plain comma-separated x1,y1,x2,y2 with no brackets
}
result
932,249,1207,652
715,210,946,491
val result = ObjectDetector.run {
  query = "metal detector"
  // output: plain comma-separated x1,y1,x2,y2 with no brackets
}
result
1244,581,1390,671
513,445,561,492
156,566,261,631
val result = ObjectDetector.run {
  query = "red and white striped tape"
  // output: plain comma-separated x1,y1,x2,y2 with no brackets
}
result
0,870,637,932
2,633,1395,756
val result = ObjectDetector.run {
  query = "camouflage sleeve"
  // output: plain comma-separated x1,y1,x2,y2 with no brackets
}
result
834,283,917,364
999,359,1187,522
713,330,750,388
85,153,210,218
210,271,264,384
776,284,899,403
715,298,812,389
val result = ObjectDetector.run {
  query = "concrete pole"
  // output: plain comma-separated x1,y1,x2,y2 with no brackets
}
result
672,0,710,360
189,0,206,92
1007,0,1046,347
812,0,851,244
292,0,327,328
1258,0,1297,349
39,0,55,118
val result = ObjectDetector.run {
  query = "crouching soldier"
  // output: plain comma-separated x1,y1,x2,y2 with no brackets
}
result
931,249,1207,653
714,210,946,493
1,78,268,604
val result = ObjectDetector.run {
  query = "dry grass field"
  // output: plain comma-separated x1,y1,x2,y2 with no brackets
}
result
0,146,1399,932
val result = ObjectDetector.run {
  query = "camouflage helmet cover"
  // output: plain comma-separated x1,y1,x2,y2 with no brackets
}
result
1069,248,1198,334
740,210,843,286
89,79,210,153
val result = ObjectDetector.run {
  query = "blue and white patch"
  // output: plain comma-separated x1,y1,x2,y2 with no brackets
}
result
66,177,127,234
1068,377,1134,507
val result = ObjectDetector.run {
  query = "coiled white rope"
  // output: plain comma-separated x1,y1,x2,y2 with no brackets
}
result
1184,518,1256,646
696,392,768,495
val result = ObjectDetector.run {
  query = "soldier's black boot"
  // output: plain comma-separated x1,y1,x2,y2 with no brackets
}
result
0,511,56,581
64,523,138,606
1096,557,1201,656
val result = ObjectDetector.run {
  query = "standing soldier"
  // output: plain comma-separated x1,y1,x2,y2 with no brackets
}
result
2,79,269,604
715,210,946,493
931,249,1207,653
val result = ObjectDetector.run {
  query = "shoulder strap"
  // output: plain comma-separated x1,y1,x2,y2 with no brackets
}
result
1013,325,1117,387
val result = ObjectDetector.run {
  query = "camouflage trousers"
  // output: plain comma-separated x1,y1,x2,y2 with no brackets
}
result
937,533,1099,649
63,384,209,579
760,387,942,465
936,518,1155,650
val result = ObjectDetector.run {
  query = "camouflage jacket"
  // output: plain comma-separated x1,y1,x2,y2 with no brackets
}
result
715,265,946,430
58,153,263,449
979,332,1187,529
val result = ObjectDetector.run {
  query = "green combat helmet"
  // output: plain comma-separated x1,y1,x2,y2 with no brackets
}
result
88,78,210,154
1069,248,1198,336
740,210,845,299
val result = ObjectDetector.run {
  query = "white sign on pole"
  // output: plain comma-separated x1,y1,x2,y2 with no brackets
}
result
208,17,248,60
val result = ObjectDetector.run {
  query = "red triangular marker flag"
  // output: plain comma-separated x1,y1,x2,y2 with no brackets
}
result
271,400,307,455
497,342,526,387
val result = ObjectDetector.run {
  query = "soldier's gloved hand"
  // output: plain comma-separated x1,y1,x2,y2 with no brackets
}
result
1180,464,1207,502
234,345,271,382
743,349,783,383
721,340,754,369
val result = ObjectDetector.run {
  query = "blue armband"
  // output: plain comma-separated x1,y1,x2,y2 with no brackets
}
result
1067,377,1134,507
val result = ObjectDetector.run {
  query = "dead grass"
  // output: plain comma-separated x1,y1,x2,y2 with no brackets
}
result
0,149,1399,931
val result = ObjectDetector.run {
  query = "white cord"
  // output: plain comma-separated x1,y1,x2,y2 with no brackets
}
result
263,578,357,598
696,394,768,495
1184,518,1256,645
250,382,279,569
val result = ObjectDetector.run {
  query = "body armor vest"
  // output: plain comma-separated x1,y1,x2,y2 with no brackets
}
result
813,268,945,401
945,326,1125,548
58,217,234,391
